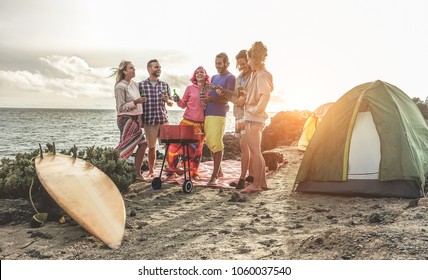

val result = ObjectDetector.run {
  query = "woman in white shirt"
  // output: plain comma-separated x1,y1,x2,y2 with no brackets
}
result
112,60,147,182
241,42,274,193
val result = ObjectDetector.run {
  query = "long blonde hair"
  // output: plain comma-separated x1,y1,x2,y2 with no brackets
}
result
110,60,132,85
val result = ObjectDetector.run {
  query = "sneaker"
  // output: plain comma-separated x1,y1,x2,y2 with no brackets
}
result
235,179,246,189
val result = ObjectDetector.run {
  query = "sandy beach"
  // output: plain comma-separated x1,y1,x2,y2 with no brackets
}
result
1,145,428,260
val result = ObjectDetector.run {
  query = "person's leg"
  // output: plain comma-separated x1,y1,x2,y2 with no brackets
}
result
134,141,147,179
204,116,225,184
233,134,250,188
210,150,223,182
243,122,265,191
240,134,250,179
148,147,156,176
143,124,160,177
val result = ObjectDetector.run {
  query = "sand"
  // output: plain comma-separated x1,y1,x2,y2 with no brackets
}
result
1,146,428,260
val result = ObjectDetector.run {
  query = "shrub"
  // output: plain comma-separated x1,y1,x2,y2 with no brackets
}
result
0,145,135,199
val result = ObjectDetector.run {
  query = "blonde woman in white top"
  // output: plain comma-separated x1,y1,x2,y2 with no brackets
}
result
241,42,274,193
112,60,147,182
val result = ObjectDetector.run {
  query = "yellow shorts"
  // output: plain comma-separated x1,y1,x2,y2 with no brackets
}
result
204,116,226,153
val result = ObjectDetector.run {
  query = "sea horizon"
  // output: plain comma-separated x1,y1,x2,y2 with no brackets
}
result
0,107,279,159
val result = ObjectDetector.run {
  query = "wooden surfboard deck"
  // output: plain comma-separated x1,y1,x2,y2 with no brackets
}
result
35,153,126,249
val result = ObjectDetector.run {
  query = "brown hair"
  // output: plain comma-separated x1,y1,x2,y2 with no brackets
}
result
147,59,159,68
235,49,248,69
216,52,230,68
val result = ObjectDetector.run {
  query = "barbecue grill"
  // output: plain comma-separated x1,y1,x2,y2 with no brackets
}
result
151,125,199,193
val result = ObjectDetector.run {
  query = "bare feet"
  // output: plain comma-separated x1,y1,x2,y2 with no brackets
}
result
207,177,219,186
166,173,176,181
135,174,146,182
241,186,263,193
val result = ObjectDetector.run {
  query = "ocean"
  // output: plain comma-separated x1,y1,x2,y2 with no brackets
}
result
0,108,275,159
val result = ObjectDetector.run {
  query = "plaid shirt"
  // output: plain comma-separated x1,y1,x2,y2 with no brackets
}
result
139,79,171,125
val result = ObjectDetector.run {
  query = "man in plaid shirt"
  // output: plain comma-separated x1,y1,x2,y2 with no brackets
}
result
139,59,173,178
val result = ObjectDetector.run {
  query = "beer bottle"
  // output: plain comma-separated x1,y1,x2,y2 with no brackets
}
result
173,89,179,102
200,86,206,99
139,85,146,97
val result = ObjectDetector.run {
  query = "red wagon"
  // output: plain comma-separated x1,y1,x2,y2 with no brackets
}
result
151,125,199,193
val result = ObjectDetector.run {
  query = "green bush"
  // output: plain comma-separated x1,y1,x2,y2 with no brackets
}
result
0,145,135,199
83,146,135,192
412,97,428,119
0,150,40,199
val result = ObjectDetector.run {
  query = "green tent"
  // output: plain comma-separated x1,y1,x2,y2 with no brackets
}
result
294,80,428,198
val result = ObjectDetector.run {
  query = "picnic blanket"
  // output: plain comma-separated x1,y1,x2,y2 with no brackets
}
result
157,160,280,189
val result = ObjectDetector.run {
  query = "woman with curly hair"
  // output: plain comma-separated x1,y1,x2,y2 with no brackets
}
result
240,41,274,193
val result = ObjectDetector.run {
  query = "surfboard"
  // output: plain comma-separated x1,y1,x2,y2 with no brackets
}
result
35,153,126,249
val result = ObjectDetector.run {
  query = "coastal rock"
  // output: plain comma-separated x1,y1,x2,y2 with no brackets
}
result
262,150,285,171
222,133,241,160
0,199,34,225
261,111,309,151
202,132,240,161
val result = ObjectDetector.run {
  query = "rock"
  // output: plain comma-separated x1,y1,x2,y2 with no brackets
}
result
0,199,35,225
202,132,241,161
262,150,285,171
141,161,149,172
417,198,428,206
229,192,246,202
405,199,419,209
222,133,241,160
30,231,53,239
262,111,309,151
368,213,384,223
155,150,164,160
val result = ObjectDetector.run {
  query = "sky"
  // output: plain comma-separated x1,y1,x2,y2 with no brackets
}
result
0,0,427,112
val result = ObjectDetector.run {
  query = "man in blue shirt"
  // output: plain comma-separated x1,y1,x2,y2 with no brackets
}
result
203,53,236,185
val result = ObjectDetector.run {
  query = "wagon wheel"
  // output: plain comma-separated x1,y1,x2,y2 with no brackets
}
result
182,180,193,193
151,177,162,190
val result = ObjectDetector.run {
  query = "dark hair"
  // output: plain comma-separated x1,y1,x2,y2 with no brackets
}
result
235,50,247,60
147,59,159,68
235,50,247,69
216,52,230,68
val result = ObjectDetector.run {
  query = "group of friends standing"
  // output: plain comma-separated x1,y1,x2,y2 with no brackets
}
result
112,41,273,193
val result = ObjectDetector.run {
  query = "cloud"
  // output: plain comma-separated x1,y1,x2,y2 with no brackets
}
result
0,55,112,99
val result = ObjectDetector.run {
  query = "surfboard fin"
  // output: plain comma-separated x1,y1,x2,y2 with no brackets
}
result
38,143,43,159
72,145,78,158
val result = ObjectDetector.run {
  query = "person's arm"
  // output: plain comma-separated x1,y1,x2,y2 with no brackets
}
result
162,84,174,107
206,95,229,104
249,93,269,115
115,86,139,113
176,88,189,109
219,87,239,100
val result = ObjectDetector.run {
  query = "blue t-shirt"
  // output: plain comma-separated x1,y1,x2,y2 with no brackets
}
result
205,72,236,117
